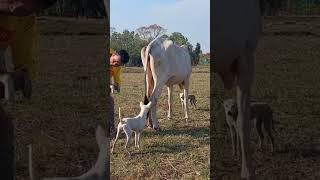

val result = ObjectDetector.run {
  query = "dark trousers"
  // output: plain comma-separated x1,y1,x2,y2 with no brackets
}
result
0,106,15,180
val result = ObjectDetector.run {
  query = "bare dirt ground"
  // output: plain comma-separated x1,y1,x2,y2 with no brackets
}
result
2,17,110,180
212,16,320,179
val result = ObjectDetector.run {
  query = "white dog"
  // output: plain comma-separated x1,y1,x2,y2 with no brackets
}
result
111,101,152,156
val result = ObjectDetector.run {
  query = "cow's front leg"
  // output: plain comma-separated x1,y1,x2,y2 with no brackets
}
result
183,79,190,122
237,53,255,180
167,86,173,119
149,82,165,132
230,126,236,156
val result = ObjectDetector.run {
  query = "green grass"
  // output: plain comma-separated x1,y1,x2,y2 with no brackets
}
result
111,66,210,179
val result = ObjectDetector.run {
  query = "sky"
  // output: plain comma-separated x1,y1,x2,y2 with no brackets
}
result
110,0,210,53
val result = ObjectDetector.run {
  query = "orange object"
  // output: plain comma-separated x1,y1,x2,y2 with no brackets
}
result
0,27,15,42
0,27,15,49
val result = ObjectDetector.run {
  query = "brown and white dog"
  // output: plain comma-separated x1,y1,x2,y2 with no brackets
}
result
223,99,276,155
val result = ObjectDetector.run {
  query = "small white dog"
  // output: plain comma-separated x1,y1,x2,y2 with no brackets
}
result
179,93,197,110
111,101,152,156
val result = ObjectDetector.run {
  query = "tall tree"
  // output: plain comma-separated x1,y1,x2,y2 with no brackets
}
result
136,24,166,42
193,43,202,66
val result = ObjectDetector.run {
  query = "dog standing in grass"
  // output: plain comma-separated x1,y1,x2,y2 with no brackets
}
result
111,101,152,156
179,93,197,111
223,99,277,156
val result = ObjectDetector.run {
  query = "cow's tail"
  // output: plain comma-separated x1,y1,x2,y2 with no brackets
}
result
141,45,152,102
141,45,153,127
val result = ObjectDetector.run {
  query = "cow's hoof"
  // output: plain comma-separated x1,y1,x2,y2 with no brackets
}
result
241,168,255,180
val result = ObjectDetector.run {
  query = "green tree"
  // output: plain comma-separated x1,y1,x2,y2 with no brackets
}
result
110,29,147,66
169,32,189,46
193,43,202,66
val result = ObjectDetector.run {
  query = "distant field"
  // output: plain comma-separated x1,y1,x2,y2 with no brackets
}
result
212,16,320,179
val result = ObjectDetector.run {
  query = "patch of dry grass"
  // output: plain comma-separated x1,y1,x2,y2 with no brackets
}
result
2,17,109,180
111,66,210,179
212,17,320,179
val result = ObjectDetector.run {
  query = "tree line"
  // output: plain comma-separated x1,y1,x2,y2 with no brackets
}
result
261,0,320,16
110,24,205,67
39,0,105,18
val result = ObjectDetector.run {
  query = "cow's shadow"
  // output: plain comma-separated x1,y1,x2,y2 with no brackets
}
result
141,126,209,154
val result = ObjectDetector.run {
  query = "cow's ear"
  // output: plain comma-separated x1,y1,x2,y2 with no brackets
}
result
140,46,148,71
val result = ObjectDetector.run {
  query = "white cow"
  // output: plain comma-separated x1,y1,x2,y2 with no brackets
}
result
141,37,192,131
213,0,262,179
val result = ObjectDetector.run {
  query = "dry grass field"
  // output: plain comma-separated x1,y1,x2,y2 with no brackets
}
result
212,16,320,179
3,15,320,180
2,17,109,180
110,66,210,179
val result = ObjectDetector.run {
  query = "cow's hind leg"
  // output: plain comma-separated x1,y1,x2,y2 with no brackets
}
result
123,125,132,156
167,86,173,119
183,78,190,122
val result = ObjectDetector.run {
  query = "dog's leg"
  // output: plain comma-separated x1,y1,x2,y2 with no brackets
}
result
192,99,197,108
265,120,275,152
137,130,141,149
255,118,264,150
134,131,138,147
268,132,274,152
111,124,121,154
123,125,132,156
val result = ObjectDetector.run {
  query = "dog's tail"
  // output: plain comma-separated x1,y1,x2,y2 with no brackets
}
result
119,107,122,122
